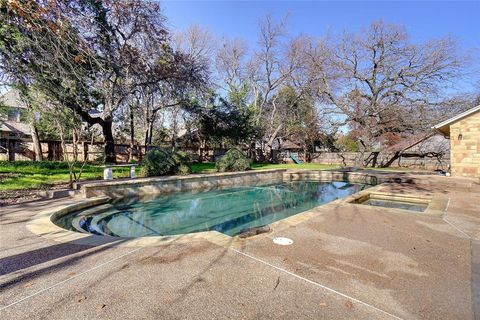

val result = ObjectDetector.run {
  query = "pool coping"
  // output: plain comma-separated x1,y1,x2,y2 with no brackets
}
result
26,170,449,248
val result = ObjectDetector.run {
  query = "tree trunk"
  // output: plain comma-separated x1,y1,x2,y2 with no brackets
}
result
58,126,73,188
144,113,156,149
72,128,78,162
356,139,368,168
129,106,135,162
265,123,282,162
144,127,150,150
102,119,116,163
381,151,401,168
29,121,43,161
143,107,150,151
83,141,89,162
148,119,154,146
171,109,178,151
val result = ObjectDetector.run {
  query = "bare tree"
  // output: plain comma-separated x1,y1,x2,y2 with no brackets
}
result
216,37,249,94
249,17,327,160
306,21,464,162
0,0,207,163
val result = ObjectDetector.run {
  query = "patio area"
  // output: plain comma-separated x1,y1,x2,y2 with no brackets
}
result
1,173,479,319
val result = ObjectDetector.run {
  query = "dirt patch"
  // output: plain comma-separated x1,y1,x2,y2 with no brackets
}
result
0,172,20,181
238,225,271,238
0,183,69,206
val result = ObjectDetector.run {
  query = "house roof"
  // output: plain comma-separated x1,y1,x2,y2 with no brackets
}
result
88,109,102,118
432,105,480,136
385,132,448,154
0,122,12,132
0,120,31,136
0,90,28,109
280,140,302,150
384,132,432,153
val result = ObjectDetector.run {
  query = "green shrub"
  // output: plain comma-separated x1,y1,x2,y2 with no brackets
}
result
176,164,191,176
216,148,251,172
141,149,192,177
141,149,172,177
170,150,192,175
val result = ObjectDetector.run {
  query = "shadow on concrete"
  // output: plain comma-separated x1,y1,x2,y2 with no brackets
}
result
0,237,127,278
0,230,197,294
165,236,236,308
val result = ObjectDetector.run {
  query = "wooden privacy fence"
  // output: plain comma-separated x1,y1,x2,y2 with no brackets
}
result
0,138,145,162
0,138,231,163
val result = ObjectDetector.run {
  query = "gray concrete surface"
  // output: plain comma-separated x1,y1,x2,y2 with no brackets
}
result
1,174,479,319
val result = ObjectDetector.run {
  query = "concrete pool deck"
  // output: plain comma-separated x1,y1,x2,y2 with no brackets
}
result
1,172,479,319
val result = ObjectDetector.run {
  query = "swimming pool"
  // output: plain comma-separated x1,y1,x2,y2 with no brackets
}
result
55,181,368,237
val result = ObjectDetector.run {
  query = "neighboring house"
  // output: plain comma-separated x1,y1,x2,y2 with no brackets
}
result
433,105,480,178
0,90,33,160
375,132,450,170
269,138,303,163
383,132,450,156
279,140,303,162
0,90,31,139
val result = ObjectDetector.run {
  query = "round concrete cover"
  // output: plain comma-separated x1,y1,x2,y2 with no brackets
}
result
273,237,293,245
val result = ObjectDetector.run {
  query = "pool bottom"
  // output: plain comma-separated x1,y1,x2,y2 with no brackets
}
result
55,181,369,237
361,199,428,212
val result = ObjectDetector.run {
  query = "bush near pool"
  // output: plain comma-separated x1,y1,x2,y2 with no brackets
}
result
215,148,252,172
141,149,192,177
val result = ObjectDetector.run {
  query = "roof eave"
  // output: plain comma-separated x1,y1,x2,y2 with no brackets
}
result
432,105,480,133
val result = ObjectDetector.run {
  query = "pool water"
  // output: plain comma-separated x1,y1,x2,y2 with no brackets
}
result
361,199,428,212
56,181,368,237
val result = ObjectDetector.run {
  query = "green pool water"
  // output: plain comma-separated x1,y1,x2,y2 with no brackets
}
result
56,181,368,237
361,199,428,212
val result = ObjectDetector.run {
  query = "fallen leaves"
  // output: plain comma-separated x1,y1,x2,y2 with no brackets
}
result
344,300,354,309
97,304,107,310
273,276,281,290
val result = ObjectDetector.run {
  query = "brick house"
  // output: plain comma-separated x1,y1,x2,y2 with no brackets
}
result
433,105,480,178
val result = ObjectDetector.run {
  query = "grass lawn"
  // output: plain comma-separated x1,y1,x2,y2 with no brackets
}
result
190,162,217,173
251,163,339,170
0,161,139,192
190,162,339,173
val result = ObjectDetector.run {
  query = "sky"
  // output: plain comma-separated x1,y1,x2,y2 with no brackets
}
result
162,0,480,91
162,0,480,48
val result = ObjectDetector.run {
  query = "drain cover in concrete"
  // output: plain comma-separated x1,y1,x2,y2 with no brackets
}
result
273,237,293,246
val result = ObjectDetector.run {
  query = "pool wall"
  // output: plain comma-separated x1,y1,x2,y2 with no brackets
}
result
79,169,422,199
284,170,379,185
80,169,286,198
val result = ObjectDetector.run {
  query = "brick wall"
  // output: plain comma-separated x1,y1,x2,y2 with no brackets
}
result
450,111,480,178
